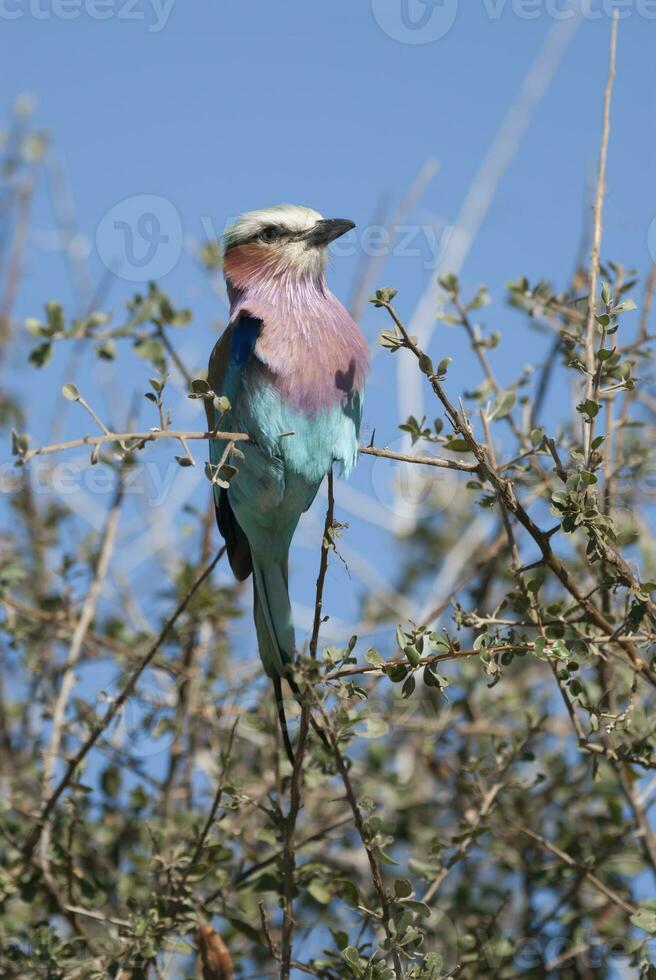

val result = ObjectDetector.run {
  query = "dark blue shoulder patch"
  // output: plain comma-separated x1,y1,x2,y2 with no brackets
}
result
231,313,262,366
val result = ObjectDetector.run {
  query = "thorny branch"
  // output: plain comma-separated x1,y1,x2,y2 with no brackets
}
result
376,297,656,689
22,547,226,860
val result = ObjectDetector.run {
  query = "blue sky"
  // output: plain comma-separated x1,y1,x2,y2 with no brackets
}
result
4,0,656,683
7,0,656,316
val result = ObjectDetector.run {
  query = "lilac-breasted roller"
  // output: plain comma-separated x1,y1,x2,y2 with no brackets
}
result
205,205,368,760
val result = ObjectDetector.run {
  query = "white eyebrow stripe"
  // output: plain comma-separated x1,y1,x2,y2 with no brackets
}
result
224,204,324,248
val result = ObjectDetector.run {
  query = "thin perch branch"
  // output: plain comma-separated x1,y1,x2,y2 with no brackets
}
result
584,13,619,460
16,428,250,463
359,443,477,473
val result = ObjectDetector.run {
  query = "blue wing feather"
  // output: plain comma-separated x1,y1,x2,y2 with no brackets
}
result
206,314,264,580
207,309,362,680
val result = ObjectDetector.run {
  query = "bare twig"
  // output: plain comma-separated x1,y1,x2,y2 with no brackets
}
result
17,428,249,463
315,701,403,978
399,14,582,495
583,13,619,461
184,716,239,879
38,478,123,882
280,705,310,980
309,467,335,660
519,825,637,916
359,443,477,473
23,547,226,859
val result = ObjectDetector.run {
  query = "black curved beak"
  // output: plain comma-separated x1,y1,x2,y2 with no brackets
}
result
303,218,355,247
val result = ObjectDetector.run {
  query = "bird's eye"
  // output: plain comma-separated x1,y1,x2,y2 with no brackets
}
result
259,226,280,243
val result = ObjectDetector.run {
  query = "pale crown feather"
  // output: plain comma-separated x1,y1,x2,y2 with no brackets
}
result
224,205,323,249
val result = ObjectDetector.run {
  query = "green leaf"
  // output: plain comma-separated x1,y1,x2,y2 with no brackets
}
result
25,317,45,336
612,298,637,315
365,648,385,667
429,633,450,653
418,353,434,376
552,640,569,660
341,945,362,970
424,667,449,698
377,848,400,866
489,389,515,421
45,300,65,333
576,399,600,421
360,716,389,739
395,624,408,649
87,310,111,328
307,879,332,904
95,340,116,360
404,644,422,668
11,430,30,458
438,273,459,295
435,310,461,326
630,906,656,934
331,929,349,951
61,383,80,402
28,342,52,368
134,337,165,367
385,664,408,683
100,765,121,797
401,674,416,699
467,286,490,310
445,438,471,452
369,287,398,307
394,878,413,899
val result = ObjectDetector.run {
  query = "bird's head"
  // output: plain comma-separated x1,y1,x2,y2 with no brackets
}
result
222,204,355,288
